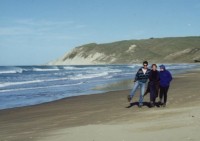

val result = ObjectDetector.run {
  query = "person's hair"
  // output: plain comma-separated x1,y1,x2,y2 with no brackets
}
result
143,61,148,65
151,64,157,68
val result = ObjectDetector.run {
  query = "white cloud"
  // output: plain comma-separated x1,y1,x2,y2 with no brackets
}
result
15,19,74,27
0,19,86,38
74,24,87,29
0,27,34,35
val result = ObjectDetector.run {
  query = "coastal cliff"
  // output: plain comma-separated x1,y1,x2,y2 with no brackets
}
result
48,36,200,65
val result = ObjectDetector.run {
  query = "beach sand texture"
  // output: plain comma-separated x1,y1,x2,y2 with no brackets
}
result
0,71,200,141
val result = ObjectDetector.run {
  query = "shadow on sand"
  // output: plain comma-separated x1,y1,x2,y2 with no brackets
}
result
126,102,161,108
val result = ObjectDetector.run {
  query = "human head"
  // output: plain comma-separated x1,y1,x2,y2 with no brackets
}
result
159,64,166,71
151,64,157,71
143,61,148,68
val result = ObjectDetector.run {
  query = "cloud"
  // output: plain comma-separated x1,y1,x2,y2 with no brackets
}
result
15,19,74,27
0,19,87,40
0,19,90,51
74,24,87,29
0,27,35,36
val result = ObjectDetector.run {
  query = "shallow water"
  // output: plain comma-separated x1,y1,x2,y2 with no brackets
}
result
0,64,199,110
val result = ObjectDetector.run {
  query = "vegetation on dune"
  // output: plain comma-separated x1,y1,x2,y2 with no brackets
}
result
50,36,200,64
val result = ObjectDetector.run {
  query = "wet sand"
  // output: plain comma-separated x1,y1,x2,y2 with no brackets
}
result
0,70,200,141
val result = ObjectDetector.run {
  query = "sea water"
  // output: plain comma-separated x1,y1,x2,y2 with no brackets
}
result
0,64,199,110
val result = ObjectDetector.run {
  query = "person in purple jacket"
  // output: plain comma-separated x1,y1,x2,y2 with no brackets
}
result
159,65,173,107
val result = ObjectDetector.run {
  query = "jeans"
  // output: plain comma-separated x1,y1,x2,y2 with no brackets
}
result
130,81,146,105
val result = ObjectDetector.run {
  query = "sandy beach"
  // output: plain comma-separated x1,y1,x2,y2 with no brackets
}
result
0,70,200,141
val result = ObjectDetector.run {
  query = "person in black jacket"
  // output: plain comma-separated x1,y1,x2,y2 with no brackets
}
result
148,64,160,107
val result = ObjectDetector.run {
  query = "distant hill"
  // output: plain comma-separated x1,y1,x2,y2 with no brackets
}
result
48,36,200,65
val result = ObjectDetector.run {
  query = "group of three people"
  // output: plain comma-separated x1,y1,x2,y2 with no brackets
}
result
128,61,173,108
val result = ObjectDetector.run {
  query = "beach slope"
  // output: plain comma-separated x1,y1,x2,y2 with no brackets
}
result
0,71,200,141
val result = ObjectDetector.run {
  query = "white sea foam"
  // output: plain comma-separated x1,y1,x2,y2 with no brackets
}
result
0,69,24,74
0,71,109,88
0,80,44,88
0,77,76,88
32,68,60,72
70,72,109,80
0,82,83,93
128,64,140,68
63,66,89,70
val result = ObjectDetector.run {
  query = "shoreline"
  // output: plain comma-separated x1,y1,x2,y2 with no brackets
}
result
0,70,200,141
1,63,200,111
1,67,200,112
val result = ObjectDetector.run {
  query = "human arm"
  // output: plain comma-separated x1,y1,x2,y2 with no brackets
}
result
134,69,140,82
167,71,173,82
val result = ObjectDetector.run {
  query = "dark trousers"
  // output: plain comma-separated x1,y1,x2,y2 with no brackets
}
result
145,82,159,97
150,83,156,103
159,86,169,104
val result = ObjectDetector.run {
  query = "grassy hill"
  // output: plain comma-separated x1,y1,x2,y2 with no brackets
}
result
48,36,200,65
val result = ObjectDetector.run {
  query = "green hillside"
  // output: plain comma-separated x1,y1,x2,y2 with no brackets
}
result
49,36,200,65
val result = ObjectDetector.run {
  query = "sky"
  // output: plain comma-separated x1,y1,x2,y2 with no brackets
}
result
0,0,200,66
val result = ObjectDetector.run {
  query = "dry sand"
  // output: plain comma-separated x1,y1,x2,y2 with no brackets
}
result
0,70,200,141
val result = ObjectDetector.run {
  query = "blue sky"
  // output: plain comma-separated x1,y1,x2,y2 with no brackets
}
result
0,0,200,65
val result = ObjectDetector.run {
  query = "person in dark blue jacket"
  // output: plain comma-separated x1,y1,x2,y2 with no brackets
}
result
127,61,151,108
159,65,173,107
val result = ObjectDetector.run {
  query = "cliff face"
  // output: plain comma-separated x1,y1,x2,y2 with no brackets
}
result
48,36,200,65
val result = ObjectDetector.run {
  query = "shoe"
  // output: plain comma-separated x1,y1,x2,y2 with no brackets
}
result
127,95,131,102
162,103,166,107
138,103,143,108
159,101,163,106
149,102,155,108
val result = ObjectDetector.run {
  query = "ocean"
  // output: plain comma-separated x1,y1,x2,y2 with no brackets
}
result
0,64,199,110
